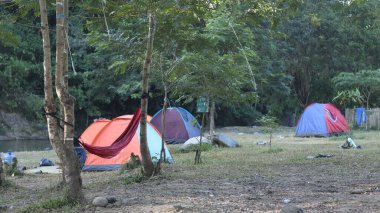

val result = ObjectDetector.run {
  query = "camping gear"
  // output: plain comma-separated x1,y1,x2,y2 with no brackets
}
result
39,158,54,166
355,108,366,127
79,108,141,158
25,166,62,174
3,150,15,166
256,141,267,145
213,134,239,147
150,107,201,144
181,136,211,151
79,113,173,171
295,103,350,137
74,137,87,168
340,137,360,149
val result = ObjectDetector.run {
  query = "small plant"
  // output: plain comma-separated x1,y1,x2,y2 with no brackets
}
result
123,171,146,185
257,115,278,149
4,158,23,176
119,153,141,174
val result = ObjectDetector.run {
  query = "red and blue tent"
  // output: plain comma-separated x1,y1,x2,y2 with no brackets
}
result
150,107,201,144
295,103,350,137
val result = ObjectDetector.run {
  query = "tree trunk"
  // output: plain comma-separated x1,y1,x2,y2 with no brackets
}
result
209,101,215,143
39,0,83,202
140,14,155,177
195,113,205,164
160,84,168,162
0,156,4,186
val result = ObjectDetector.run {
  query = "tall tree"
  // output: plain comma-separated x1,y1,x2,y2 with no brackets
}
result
140,14,155,176
38,0,83,202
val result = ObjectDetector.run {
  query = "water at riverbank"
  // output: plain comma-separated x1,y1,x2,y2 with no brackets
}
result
0,139,51,152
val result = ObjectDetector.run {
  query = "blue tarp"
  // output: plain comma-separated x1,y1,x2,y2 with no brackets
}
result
355,108,366,126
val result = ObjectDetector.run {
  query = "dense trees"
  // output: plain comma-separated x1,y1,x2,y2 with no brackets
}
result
1,0,380,131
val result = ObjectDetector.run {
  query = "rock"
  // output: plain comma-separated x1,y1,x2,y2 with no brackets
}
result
280,204,304,213
92,197,108,207
174,205,185,211
256,141,267,145
350,189,365,194
114,199,122,207
213,134,239,148
283,198,291,204
122,198,138,206
181,136,211,150
107,197,117,204
16,166,27,171
0,205,9,211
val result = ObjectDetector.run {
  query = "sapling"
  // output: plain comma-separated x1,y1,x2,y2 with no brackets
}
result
257,115,278,149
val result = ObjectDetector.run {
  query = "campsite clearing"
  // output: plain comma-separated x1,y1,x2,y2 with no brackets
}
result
1,127,380,212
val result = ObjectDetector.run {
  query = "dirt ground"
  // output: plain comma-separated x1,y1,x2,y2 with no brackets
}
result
2,127,380,212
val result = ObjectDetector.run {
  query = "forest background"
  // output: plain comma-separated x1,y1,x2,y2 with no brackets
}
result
1,0,380,134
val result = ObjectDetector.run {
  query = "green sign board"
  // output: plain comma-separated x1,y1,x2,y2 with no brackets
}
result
197,97,208,113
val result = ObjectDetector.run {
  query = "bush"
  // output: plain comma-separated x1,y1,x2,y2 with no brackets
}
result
123,171,146,185
20,197,72,213
119,153,141,174
4,158,23,177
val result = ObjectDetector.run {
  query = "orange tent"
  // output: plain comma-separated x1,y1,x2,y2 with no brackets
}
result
80,115,173,171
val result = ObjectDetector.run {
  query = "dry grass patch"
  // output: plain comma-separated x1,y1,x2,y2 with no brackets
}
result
1,128,379,212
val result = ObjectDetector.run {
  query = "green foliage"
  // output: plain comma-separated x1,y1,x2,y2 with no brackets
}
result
3,0,380,129
332,69,380,107
4,158,22,177
257,115,278,131
123,171,146,185
119,153,141,174
257,115,278,148
332,89,363,107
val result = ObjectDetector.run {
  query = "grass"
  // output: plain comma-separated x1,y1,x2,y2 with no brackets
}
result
2,128,380,212
19,196,73,213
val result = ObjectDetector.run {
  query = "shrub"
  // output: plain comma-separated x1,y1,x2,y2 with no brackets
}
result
20,197,72,213
123,171,146,185
119,153,141,174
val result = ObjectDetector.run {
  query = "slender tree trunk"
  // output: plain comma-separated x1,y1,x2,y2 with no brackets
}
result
209,101,215,143
55,0,83,201
364,91,370,130
140,14,155,177
195,113,205,165
39,0,83,202
269,132,272,149
161,84,168,162
0,156,4,186
153,84,168,174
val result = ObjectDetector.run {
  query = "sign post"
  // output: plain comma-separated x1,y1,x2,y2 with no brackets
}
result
195,97,208,164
